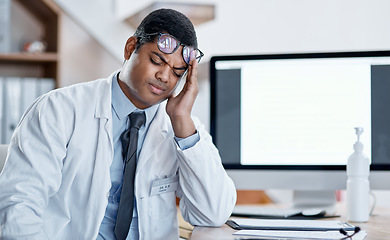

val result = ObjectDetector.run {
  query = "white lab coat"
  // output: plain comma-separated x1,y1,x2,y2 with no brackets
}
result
0,72,237,240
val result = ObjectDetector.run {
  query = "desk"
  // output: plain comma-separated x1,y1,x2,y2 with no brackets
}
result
190,203,390,240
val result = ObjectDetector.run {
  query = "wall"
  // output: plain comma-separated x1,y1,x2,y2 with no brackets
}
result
198,0,390,57
59,14,122,87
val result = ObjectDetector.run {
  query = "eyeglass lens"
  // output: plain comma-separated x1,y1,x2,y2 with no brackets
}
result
157,34,178,53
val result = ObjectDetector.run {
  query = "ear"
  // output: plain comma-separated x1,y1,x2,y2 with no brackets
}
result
124,36,137,60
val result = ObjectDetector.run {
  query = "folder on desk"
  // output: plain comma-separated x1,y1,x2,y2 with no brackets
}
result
227,218,356,231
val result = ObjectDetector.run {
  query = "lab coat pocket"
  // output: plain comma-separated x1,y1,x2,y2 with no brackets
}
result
148,175,179,220
148,191,177,220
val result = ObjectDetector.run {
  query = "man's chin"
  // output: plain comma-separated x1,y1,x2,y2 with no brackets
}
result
156,97,169,105
141,96,169,109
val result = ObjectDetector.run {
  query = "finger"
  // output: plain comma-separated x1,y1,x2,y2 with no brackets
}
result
186,50,198,86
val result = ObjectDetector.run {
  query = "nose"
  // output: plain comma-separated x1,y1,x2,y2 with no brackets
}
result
155,66,170,83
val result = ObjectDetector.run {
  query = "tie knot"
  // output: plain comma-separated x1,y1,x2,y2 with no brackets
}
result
129,111,146,130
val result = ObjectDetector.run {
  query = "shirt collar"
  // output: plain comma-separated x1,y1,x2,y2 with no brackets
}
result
111,73,158,127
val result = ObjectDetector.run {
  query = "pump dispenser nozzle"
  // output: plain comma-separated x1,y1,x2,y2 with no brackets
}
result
353,127,364,152
354,127,364,142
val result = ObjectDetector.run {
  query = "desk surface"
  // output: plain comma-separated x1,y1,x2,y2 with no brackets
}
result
190,203,390,240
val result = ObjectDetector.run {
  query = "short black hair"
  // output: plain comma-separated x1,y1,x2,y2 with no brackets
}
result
133,8,198,52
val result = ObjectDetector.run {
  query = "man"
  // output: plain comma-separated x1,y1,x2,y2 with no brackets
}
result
0,8,236,240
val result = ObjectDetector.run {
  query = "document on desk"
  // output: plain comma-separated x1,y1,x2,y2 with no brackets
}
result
233,230,367,240
227,218,356,231
234,229,367,240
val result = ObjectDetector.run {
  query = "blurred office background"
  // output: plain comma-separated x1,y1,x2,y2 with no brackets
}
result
1,0,390,206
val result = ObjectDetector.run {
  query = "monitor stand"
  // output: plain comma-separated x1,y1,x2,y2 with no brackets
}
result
292,190,337,214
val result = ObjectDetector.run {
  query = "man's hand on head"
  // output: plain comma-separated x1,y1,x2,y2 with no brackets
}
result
166,51,198,138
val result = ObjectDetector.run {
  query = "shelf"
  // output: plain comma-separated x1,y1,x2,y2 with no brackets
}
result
1,0,60,80
0,52,58,63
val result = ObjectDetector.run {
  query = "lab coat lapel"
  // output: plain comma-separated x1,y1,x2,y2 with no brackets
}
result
94,72,116,152
94,72,114,120
137,103,170,172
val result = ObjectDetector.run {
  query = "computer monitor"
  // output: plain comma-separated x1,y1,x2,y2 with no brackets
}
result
210,51,390,210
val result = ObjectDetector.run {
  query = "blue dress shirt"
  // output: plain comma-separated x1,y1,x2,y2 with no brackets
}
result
97,74,199,240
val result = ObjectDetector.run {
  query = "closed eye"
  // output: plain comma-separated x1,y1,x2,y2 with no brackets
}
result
151,58,162,65
172,70,183,78
151,52,187,78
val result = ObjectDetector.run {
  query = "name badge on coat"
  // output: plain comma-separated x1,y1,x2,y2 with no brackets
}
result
150,174,179,196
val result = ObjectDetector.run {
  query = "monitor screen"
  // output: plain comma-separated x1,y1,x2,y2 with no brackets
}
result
210,51,390,198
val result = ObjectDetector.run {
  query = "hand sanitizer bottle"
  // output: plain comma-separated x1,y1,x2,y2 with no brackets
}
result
347,127,370,222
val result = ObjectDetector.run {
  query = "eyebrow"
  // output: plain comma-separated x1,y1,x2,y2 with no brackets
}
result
152,51,187,71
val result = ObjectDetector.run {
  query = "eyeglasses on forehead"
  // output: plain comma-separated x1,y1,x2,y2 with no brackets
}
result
144,32,204,65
